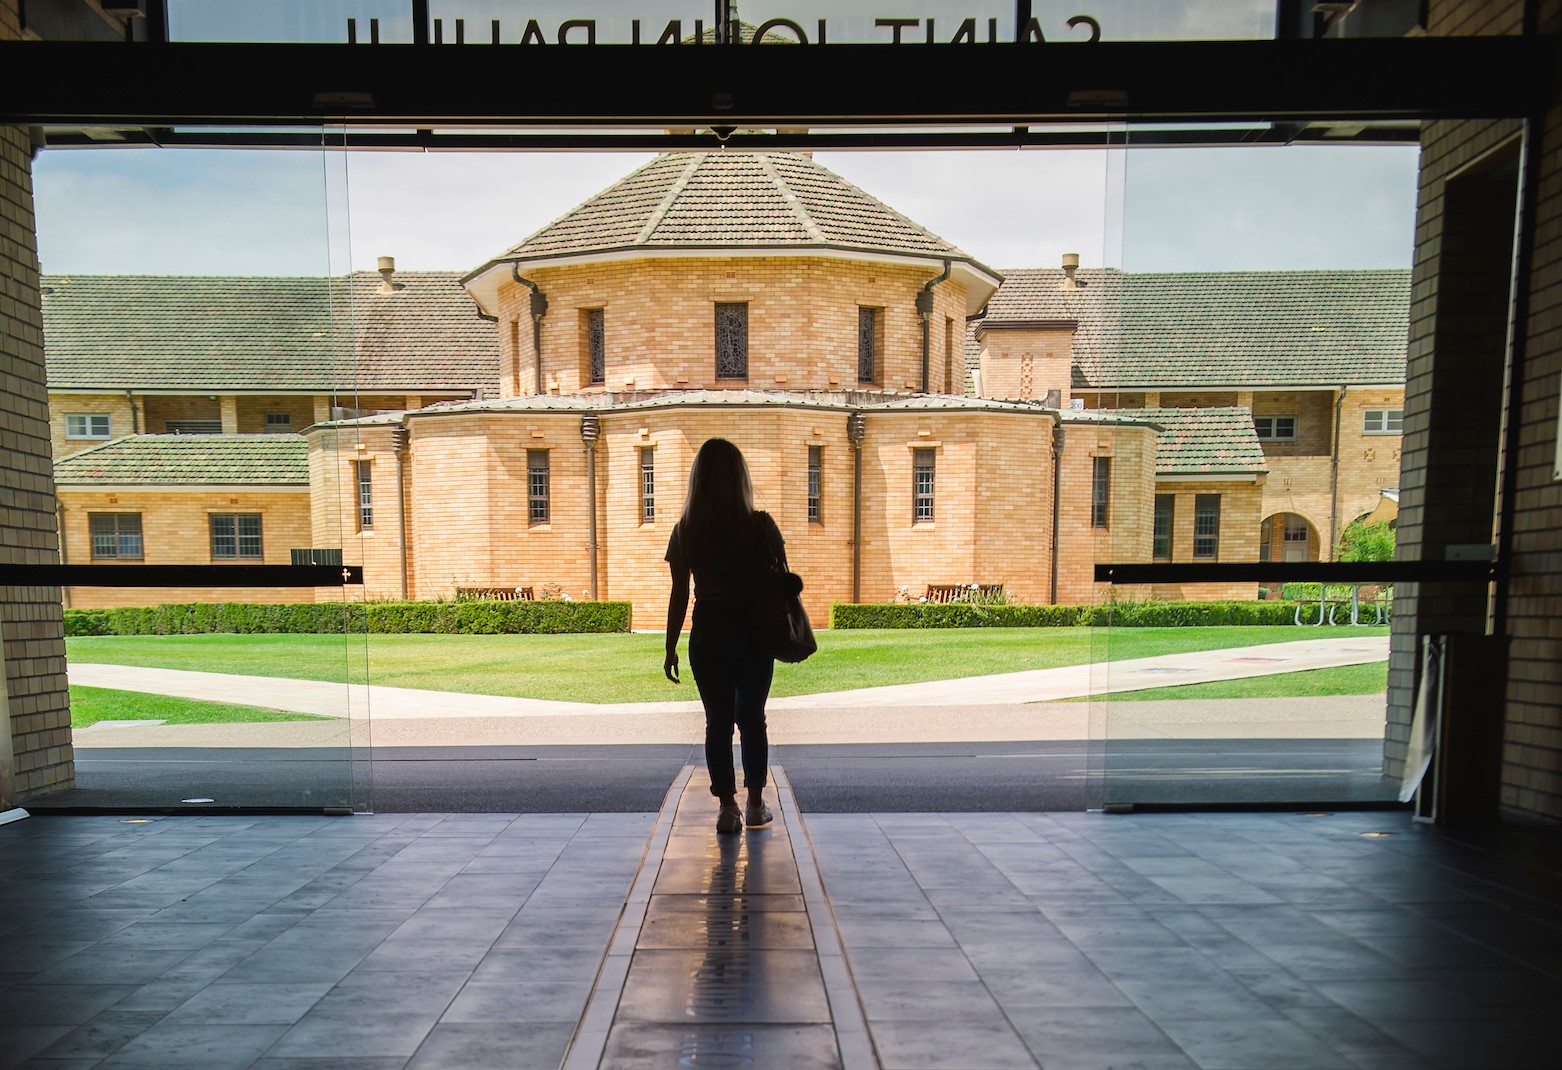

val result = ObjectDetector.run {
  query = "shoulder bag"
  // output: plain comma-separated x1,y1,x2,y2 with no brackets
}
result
751,516,817,663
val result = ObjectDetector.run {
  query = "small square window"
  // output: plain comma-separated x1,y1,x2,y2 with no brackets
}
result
264,412,293,433
1363,409,1403,434
89,513,143,560
1254,415,1296,441
211,514,264,560
66,413,111,440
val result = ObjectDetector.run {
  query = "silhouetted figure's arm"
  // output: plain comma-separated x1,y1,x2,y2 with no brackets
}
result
665,565,689,683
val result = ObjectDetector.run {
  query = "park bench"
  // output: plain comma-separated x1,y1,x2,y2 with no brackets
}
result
925,583,1005,603
456,586,534,601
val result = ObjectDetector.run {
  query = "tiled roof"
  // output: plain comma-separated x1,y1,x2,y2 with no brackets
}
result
484,152,985,265
42,272,499,394
53,435,310,485
976,268,1409,388
1135,407,1269,476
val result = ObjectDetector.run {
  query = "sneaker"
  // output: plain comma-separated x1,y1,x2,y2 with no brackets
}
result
716,804,743,834
744,802,773,829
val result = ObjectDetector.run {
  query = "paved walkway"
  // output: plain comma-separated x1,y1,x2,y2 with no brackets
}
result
68,635,1389,746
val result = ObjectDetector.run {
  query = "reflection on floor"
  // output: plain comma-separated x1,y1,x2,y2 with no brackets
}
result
1,784,1559,1069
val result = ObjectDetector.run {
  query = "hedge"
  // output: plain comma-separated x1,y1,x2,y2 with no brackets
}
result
65,600,632,636
830,600,1307,629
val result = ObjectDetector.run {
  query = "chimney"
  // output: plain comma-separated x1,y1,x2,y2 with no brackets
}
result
377,255,404,294
1060,252,1080,291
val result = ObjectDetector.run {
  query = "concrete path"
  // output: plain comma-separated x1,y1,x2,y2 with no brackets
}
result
65,636,1390,747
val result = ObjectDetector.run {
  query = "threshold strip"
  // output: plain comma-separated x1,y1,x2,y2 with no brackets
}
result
562,763,869,1069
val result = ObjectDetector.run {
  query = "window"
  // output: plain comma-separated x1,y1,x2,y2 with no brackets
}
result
1363,408,1403,434
356,460,373,530
66,413,110,440
1193,495,1221,560
528,449,550,524
807,445,822,523
89,513,142,560
264,412,292,433
291,547,343,566
1092,456,1111,528
640,447,655,522
913,449,935,522
167,419,222,435
1153,495,1174,561
1254,415,1296,441
585,308,606,386
857,306,883,384
715,302,748,380
210,513,263,560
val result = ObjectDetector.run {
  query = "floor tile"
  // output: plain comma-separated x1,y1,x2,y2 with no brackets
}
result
871,1018,1038,1070
403,1021,574,1069
615,949,831,1024
440,980,592,1023
96,1023,291,1069
1155,1018,1358,1069
599,1022,842,1070
162,981,334,1025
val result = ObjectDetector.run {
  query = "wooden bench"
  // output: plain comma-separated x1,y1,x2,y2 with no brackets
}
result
456,586,534,601
925,583,1004,603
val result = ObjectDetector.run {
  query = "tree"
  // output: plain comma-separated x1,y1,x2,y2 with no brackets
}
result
1338,518,1396,562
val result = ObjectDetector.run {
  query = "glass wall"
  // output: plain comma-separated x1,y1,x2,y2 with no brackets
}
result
33,128,371,812
1087,120,1424,808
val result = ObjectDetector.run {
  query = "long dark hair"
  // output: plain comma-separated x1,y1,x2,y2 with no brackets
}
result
678,438,755,560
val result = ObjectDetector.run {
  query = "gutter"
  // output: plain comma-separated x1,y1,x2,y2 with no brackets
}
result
511,265,549,395
916,259,952,393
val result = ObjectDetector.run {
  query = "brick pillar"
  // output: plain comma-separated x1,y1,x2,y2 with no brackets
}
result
1,115,75,801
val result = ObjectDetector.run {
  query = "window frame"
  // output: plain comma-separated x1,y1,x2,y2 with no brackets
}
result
1253,414,1297,441
1363,408,1404,435
714,301,749,381
1092,455,1111,528
88,512,143,560
857,305,883,385
355,459,373,531
585,307,606,386
1152,494,1174,561
264,412,293,434
913,448,936,523
1193,494,1221,561
210,512,264,561
65,413,111,440
527,448,551,525
640,446,655,523
807,445,822,524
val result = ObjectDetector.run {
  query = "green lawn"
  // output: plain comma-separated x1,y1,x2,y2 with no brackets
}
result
70,685,333,728
65,626,1388,705
1071,661,1389,703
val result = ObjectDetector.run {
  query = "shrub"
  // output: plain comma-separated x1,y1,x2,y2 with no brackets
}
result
831,600,1302,629
64,600,631,636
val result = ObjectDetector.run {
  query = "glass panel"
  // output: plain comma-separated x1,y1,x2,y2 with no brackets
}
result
1089,120,1420,809
32,126,369,812
168,1,415,43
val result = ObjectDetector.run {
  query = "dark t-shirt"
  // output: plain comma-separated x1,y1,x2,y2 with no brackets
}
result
666,510,784,604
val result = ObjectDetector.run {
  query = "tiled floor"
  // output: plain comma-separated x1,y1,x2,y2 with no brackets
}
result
804,809,1562,1070
1,788,1560,1069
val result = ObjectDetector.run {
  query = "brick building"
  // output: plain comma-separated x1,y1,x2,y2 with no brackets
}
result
40,150,1412,625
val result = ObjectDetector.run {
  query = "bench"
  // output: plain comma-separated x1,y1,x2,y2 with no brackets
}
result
925,583,1005,603
456,586,534,601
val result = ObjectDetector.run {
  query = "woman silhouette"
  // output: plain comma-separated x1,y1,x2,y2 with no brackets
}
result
664,438,783,833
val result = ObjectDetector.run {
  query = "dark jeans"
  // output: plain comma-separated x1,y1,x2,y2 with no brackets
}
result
688,601,774,798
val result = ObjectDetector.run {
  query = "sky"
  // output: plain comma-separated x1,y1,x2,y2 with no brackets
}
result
32,141,1420,278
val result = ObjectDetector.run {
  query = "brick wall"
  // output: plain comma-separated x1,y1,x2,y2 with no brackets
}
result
1388,0,1562,819
48,392,139,455
977,325,1076,403
57,487,313,608
1,0,73,800
341,401,1163,627
497,257,969,396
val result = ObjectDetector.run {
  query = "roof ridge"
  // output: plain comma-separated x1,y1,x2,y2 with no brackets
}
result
776,153,971,260
637,153,706,245
755,154,827,243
